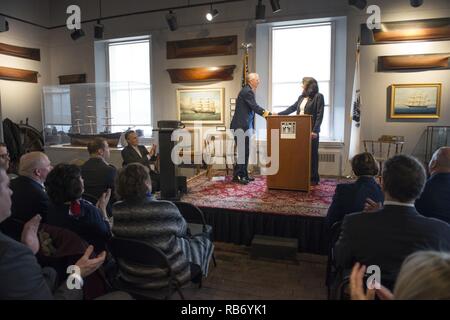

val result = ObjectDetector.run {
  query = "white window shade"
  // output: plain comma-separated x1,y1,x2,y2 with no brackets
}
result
108,39,152,136
272,23,332,139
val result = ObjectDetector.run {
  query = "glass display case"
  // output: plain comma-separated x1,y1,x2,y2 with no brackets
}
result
42,81,152,146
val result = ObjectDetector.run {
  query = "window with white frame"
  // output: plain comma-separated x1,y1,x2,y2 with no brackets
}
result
271,23,333,139
108,38,152,137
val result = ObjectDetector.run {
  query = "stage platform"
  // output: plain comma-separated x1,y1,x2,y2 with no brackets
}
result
181,173,346,255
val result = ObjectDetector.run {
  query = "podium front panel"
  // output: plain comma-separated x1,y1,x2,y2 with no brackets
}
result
266,115,312,192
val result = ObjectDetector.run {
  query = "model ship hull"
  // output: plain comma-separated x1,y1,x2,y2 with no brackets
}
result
68,132,122,147
407,105,428,108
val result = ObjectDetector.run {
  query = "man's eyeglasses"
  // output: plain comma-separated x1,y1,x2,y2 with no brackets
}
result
0,153,10,159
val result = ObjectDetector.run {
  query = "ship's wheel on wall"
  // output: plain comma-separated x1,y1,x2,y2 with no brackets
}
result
17,118,44,153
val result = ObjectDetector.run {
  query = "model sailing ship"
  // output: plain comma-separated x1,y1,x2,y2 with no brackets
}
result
68,100,122,147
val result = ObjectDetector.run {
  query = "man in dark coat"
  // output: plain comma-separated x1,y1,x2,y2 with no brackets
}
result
81,138,117,215
0,152,52,240
121,130,160,191
0,163,106,300
335,155,450,289
230,73,271,184
415,147,450,224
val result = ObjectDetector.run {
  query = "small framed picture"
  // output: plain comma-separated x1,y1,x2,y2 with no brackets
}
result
230,104,236,111
230,98,236,104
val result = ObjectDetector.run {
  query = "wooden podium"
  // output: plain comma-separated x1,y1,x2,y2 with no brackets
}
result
266,115,312,192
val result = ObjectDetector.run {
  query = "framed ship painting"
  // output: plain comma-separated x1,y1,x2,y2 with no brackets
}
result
390,84,441,119
177,88,225,124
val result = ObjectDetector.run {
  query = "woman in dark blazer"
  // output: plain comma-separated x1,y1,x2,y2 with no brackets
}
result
325,152,384,229
278,77,324,185
45,164,112,252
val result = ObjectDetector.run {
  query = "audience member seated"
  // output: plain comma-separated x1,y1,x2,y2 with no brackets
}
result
0,160,110,300
326,152,384,229
350,251,450,300
0,152,52,240
415,147,450,224
0,143,16,179
121,130,160,192
112,163,214,287
45,164,112,252
335,154,450,289
81,138,117,216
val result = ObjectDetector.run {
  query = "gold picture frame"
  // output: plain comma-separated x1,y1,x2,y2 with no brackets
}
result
177,88,225,125
390,83,441,119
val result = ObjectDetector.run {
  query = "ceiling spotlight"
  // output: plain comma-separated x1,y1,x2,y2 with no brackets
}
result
0,16,9,32
70,28,85,41
255,0,266,21
348,0,367,10
206,4,219,21
166,10,178,31
270,0,281,13
410,0,423,7
94,20,104,39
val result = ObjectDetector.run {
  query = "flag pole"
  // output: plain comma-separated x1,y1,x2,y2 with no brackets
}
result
345,38,362,178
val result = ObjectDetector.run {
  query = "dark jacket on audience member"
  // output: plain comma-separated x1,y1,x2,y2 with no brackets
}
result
0,176,50,241
121,145,156,167
81,158,116,200
415,173,450,224
0,231,83,300
325,176,384,229
335,205,450,286
46,199,111,252
81,158,117,214
10,175,49,222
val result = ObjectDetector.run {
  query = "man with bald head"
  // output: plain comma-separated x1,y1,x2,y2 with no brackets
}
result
0,152,52,240
231,73,272,184
415,147,450,223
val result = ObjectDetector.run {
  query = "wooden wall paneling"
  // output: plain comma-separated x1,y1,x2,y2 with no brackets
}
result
361,18,450,45
167,35,238,59
0,43,41,61
378,54,450,71
167,65,236,83
58,74,87,85
0,67,38,83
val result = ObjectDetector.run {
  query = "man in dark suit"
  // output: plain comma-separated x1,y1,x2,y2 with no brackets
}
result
81,138,117,215
230,73,271,184
415,147,450,224
0,162,106,300
0,152,52,240
121,130,160,191
335,155,450,288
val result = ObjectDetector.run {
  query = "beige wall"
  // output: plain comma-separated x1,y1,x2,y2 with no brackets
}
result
1,0,449,164
0,0,50,131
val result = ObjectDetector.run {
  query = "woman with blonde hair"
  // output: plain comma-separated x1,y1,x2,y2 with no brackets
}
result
351,251,450,300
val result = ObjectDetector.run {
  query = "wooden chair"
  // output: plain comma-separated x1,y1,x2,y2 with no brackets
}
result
363,135,405,173
204,133,235,178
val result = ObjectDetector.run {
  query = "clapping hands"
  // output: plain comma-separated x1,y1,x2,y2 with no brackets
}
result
21,215,42,255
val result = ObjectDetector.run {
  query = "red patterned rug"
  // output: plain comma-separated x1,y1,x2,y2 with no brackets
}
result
182,174,345,217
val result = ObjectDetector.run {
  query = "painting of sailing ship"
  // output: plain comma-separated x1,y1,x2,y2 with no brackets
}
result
390,84,441,119
177,88,224,124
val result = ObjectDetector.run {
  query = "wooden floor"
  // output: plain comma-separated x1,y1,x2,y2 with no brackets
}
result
180,242,328,300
